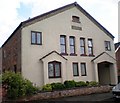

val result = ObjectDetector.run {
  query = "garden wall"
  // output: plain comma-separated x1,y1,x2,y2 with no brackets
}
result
20,85,111,101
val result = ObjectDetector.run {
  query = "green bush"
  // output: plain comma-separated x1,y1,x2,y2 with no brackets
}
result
7,88,19,98
42,84,52,91
2,71,39,99
64,80,76,88
86,81,89,86
75,81,87,87
51,82,65,90
24,79,39,95
0,74,2,85
88,81,99,86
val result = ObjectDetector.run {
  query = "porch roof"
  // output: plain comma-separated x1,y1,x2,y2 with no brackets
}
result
91,52,116,63
39,51,67,61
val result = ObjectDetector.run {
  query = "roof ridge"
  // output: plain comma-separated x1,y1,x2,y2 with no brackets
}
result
22,2,76,26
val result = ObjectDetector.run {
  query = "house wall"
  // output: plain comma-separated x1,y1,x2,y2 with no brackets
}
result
2,28,21,73
116,48,120,76
21,7,116,86
118,1,120,42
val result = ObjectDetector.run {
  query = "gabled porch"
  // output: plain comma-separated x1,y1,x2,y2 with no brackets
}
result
92,52,118,85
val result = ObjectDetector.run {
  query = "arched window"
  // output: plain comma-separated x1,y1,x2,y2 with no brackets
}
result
48,61,61,78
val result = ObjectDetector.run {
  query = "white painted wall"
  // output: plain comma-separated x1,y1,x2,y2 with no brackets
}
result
21,6,117,86
118,1,120,42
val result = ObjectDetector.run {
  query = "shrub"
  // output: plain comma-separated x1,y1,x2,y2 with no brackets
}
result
86,81,89,86
75,81,87,87
88,81,99,86
51,82,65,90
0,74,2,85
24,79,39,95
2,71,39,99
42,84,52,91
64,80,76,88
7,88,19,98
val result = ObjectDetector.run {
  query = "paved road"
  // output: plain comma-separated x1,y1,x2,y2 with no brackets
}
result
43,92,119,102
39,92,120,103
4,92,119,103
28,92,117,103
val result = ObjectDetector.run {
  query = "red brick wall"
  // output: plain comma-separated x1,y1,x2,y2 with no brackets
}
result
0,86,7,100
2,28,21,73
0,48,2,74
116,48,120,76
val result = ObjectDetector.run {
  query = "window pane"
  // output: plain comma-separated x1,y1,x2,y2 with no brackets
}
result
81,63,86,76
107,42,111,50
80,38,85,55
61,45,66,53
55,63,60,77
80,39,84,46
81,67,85,76
88,39,93,55
70,37,74,45
31,32,36,43
70,46,75,54
88,40,92,47
48,63,54,77
88,48,92,55
80,47,85,54
105,41,107,48
60,35,66,54
105,41,111,51
73,63,79,76
60,36,65,45
37,33,41,44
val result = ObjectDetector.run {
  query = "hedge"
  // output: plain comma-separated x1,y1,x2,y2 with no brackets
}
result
42,80,99,91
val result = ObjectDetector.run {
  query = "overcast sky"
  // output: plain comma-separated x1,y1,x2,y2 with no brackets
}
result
0,0,119,47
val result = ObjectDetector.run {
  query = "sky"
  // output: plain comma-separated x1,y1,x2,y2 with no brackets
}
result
0,0,119,47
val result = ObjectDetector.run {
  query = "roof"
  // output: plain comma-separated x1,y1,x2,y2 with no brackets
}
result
115,42,120,50
2,2,114,47
40,51,67,61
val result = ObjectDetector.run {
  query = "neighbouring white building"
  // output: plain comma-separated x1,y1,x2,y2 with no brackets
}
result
2,2,118,87
118,1,120,42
